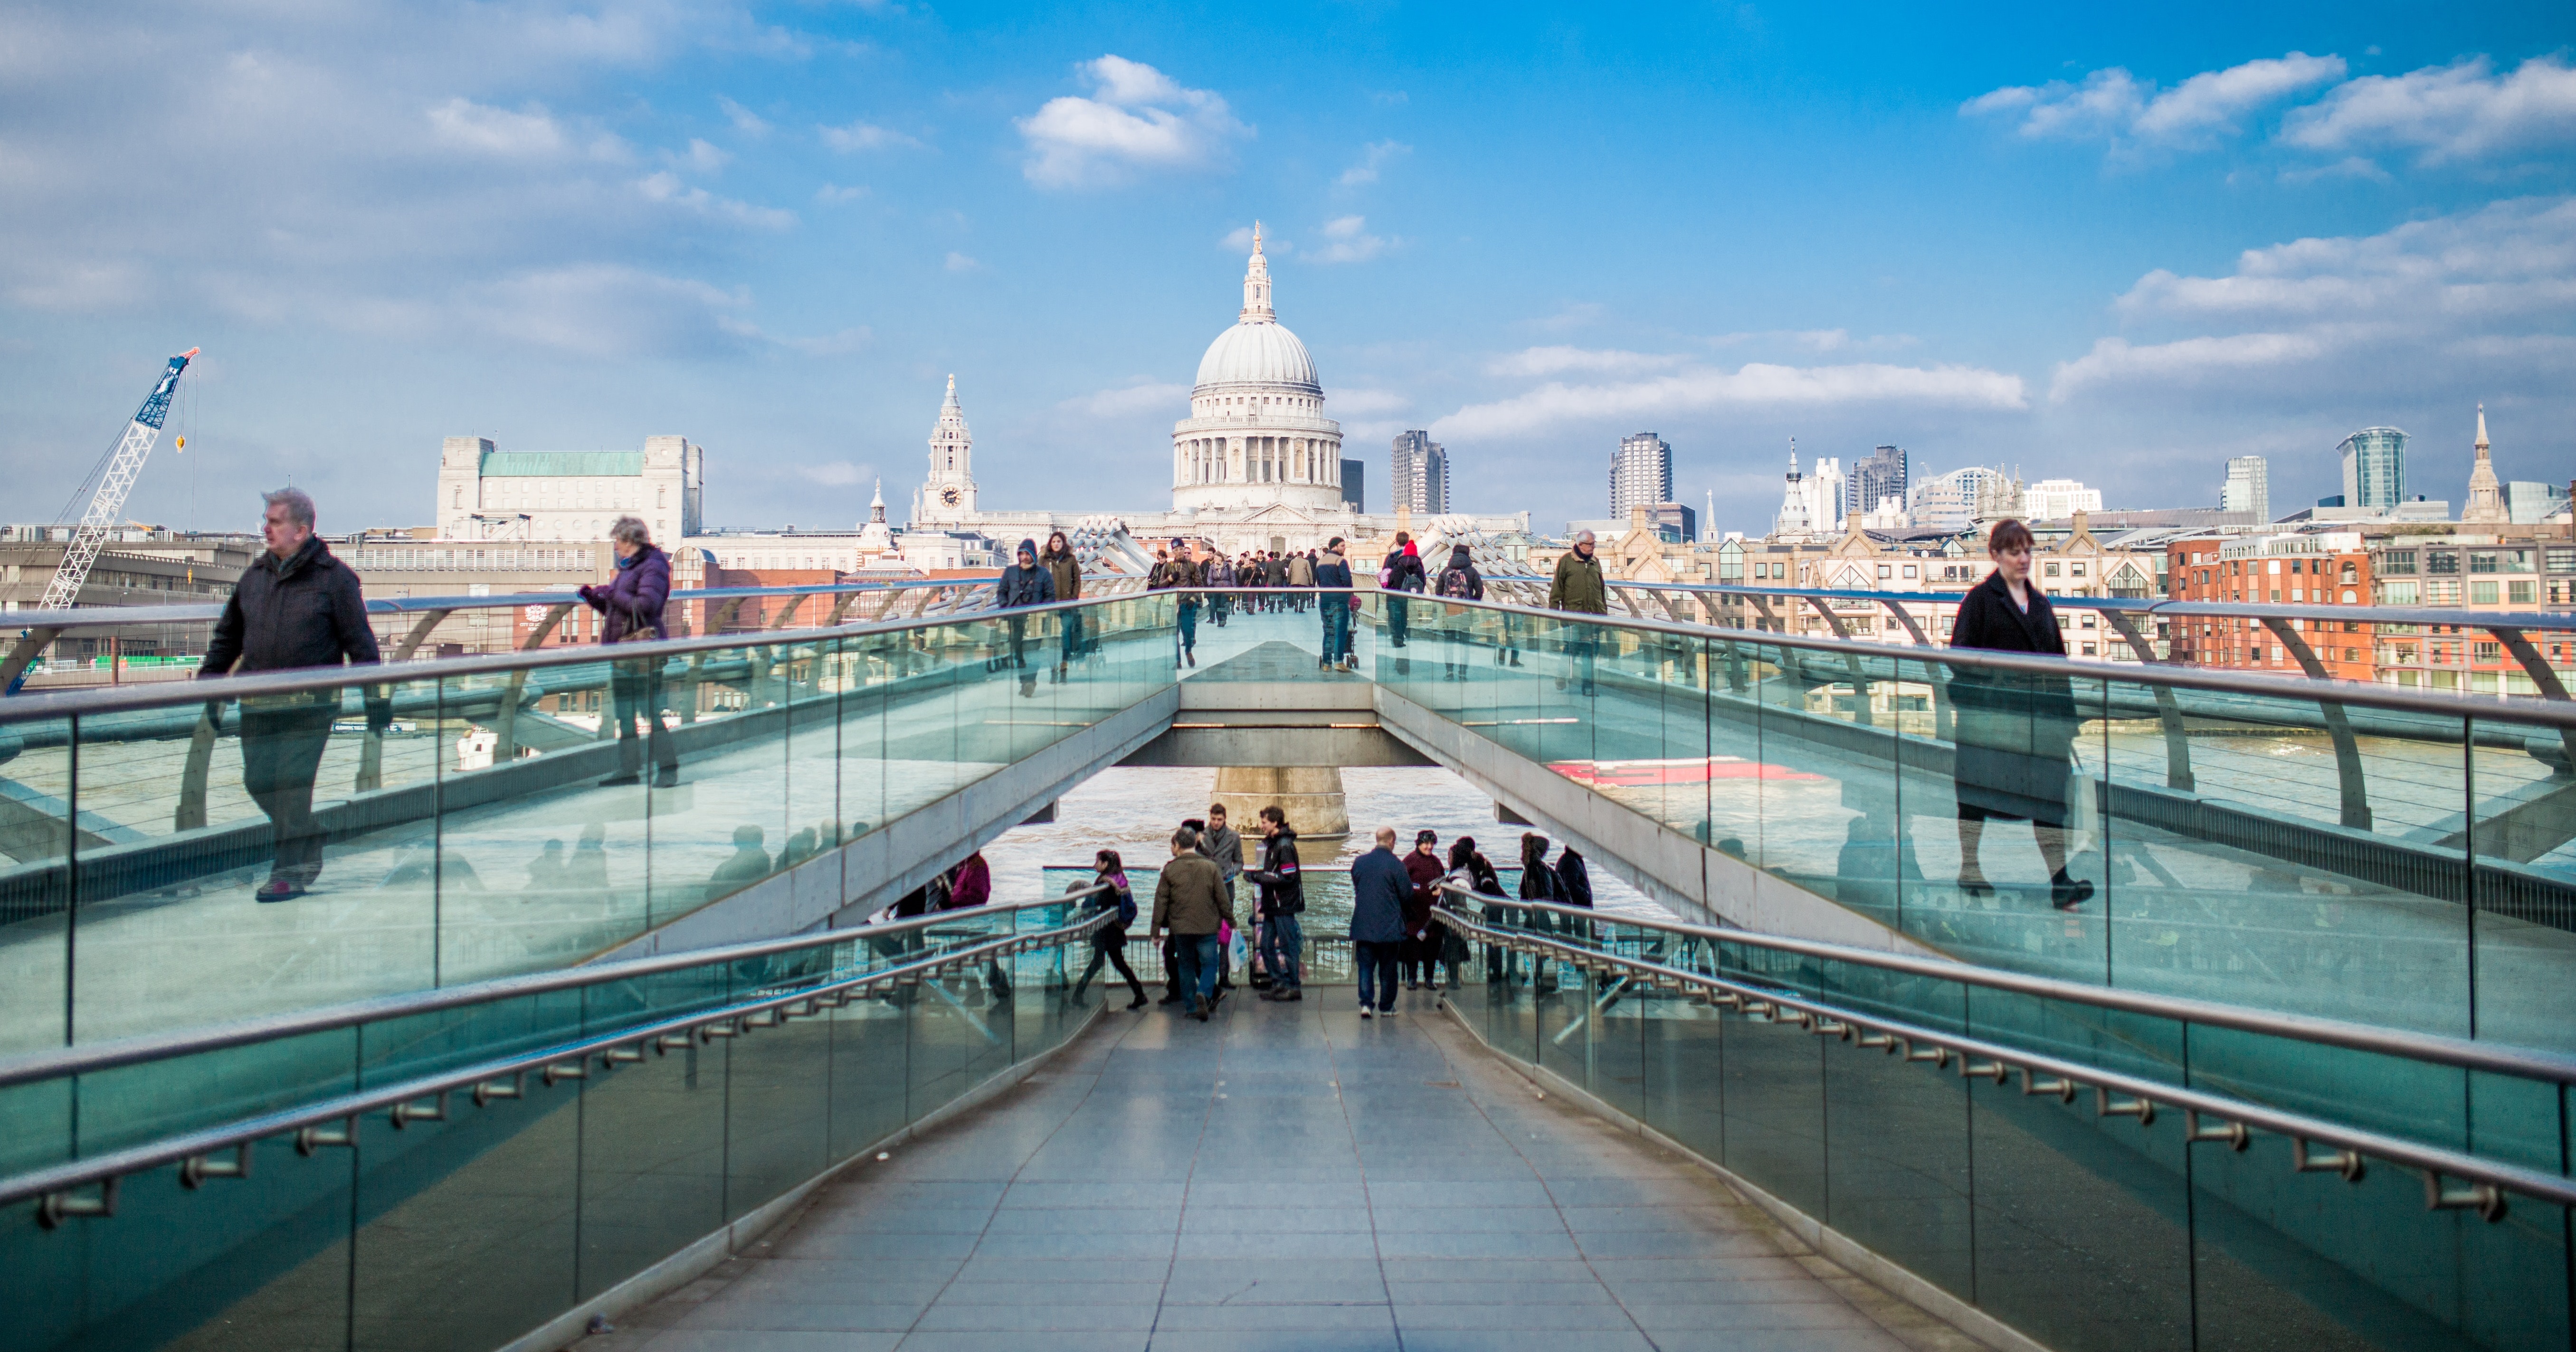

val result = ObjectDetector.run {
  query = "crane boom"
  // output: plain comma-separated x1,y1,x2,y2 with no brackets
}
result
38,348,199,611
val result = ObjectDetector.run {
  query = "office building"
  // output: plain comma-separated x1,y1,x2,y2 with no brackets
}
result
2026,478,2103,521
2221,456,2270,523
2507,481,2569,525
1392,430,1449,514
2338,427,2407,511
438,436,703,544
1908,466,2008,533
1610,433,1672,519
1846,445,1907,521
1341,458,1366,513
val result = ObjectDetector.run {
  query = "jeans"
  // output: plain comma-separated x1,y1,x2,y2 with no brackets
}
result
1354,940,1402,1011
1176,601,1199,661
1386,595,1411,646
1321,601,1350,666
1262,911,1304,989
1173,932,1223,1004
1060,608,1085,664
609,663,677,776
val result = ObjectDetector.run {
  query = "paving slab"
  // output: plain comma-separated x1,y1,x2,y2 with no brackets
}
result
596,988,2001,1351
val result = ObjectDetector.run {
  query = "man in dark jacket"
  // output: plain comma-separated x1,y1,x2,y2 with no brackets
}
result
1151,826,1235,1020
580,516,677,787
1244,805,1305,1000
1314,539,1356,671
995,539,1055,695
1349,828,1411,1017
199,488,382,901
1148,539,1201,667
1549,531,1607,696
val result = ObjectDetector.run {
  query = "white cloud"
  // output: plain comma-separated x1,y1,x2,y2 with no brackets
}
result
1016,55,1251,189
1310,214,1389,264
2281,55,2576,165
944,251,981,272
471,265,754,358
814,182,866,203
779,326,872,356
1064,380,1189,416
1965,52,2344,152
799,461,865,486
821,120,922,152
665,138,731,172
2053,197,2576,402
716,95,770,137
1434,361,2028,441
1328,388,1410,416
1486,346,1687,379
1338,139,1410,187
1222,224,1288,255
635,172,797,228
428,98,569,156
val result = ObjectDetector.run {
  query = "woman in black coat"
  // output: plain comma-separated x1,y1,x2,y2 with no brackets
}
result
1949,520,2092,910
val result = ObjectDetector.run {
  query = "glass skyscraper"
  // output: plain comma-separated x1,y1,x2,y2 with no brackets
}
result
2338,427,2407,511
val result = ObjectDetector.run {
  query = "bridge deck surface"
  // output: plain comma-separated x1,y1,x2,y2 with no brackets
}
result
590,986,1985,1352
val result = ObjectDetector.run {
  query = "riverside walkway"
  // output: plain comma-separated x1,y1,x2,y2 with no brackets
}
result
592,989,1981,1352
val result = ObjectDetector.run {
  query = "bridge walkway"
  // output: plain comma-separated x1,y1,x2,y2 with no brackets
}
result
590,991,1983,1352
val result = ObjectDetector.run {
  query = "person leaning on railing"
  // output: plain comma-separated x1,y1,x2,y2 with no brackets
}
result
1948,518,2093,911
198,487,385,903
579,516,678,789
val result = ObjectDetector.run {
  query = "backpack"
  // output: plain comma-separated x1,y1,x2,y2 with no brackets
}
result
1439,567,1475,600
1115,881,1138,927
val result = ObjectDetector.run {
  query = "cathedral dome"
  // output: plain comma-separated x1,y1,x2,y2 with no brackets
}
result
1195,320,1318,391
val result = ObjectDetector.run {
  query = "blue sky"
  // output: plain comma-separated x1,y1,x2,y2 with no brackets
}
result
2,1,2569,539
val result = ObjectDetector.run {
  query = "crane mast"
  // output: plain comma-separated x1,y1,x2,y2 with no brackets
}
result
38,348,199,611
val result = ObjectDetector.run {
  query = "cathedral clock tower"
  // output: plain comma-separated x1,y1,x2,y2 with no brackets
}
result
915,374,979,524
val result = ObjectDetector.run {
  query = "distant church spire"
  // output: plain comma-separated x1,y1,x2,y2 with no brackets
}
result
942,373,960,411
1240,222,1274,323
2463,400,2509,524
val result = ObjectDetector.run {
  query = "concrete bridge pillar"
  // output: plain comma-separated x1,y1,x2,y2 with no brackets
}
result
1212,766,1349,842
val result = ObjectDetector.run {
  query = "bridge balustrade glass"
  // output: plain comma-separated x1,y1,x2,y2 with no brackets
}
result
0,598,1175,1051
1447,894,2574,1352
1360,597,2576,1049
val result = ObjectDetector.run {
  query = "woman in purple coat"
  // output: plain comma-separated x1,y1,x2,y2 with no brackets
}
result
580,516,679,787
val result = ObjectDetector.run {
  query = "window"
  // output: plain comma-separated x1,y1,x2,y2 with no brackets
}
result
2044,562,2060,577
2471,552,2500,574
2427,552,2459,575
2548,548,2576,573
2509,581,2535,605
2080,643,2096,656
2381,580,2419,605
2072,563,2086,577
2475,642,2502,663
1877,564,1892,580
2471,581,2499,605
2381,551,2417,575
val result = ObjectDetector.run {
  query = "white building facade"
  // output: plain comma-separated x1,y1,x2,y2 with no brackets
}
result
438,436,702,544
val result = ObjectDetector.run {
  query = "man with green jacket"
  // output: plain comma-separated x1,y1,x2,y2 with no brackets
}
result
1548,530,1606,696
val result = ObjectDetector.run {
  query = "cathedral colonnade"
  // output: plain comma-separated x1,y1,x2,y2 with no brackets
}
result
1174,436,1344,488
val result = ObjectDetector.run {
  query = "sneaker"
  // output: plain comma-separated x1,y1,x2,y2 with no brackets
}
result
1359,1007,1373,1020
1378,1006,1400,1018
1282,989,1302,1001
1186,651,1197,668
255,879,304,903
1192,996,1211,1022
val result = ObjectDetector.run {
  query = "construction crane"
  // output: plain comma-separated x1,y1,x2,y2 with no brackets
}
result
39,348,198,611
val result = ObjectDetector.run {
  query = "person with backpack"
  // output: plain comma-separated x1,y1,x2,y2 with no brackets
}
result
1071,848,1148,1010
1314,538,1356,671
1433,543,1484,681
1382,532,1426,658
1555,844,1596,946
1244,805,1307,1000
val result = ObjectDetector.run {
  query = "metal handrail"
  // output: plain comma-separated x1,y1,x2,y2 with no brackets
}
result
1478,573,2576,634
1437,902,2552,1216
0,588,1174,725
0,885,1107,1091
1438,885,2576,1084
7,588,2573,732
0,904,1113,1220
